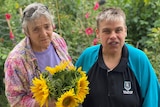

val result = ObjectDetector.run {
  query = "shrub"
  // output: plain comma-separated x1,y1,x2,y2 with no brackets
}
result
0,0,159,106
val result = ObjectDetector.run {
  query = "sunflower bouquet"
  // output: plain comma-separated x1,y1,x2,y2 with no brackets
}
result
30,61,89,107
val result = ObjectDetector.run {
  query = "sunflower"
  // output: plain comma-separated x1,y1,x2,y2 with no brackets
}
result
58,61,70,70
77,67,86,77
45,61,70,75
31,74,49,107
56,89,78,107
31,61,89,107
76,76,89,103
45,66,56,75
68,65,77,71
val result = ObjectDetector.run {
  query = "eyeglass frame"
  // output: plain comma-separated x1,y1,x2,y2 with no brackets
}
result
22,6,49,22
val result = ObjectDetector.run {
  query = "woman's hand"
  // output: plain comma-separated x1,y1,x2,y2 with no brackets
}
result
34,98,56,107
48,98,56,107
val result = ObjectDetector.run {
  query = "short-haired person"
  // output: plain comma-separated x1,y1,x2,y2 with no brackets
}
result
4,2,72,107
75,7,159,107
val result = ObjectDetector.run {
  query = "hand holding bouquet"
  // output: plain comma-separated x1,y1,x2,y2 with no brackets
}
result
30,61,89,107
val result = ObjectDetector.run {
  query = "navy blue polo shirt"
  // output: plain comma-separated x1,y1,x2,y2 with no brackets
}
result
82,45,142,107
75,44,159,107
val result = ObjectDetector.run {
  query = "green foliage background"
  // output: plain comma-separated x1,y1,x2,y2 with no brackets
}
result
0,0,159,106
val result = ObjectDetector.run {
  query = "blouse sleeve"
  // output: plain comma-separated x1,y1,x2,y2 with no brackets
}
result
4,57,36,107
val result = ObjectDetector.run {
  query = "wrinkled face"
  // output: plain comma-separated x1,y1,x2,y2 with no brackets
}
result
26,15,53,52
96,20,127,54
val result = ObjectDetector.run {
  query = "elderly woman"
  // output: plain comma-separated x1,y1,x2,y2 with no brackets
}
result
4,2,72,107
75,7,159,107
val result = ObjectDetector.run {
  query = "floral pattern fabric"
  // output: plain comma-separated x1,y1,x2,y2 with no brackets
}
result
4,32,72,107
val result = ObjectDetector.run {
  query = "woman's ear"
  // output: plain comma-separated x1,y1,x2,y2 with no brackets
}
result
125,27,127,37
52,24,55,31
25,32,29,37
23,28,30,37
96,28,100,39
24,31,30,37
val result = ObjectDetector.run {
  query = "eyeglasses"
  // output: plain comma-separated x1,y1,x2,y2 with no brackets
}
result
22,6,48,22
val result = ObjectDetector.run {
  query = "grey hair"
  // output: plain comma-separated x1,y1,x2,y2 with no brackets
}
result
22,2,54,33
96,7,126,29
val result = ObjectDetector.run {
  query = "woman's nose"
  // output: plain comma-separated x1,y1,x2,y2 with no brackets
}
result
40,28,47,36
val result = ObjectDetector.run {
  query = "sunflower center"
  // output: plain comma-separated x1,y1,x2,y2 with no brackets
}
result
62,97,72,106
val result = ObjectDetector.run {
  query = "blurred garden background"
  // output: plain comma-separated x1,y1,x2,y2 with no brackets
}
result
0,0,160,106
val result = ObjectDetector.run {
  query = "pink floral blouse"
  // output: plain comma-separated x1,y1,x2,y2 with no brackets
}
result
4,32,72,107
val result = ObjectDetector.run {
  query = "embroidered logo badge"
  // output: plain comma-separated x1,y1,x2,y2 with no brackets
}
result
123,81,133,94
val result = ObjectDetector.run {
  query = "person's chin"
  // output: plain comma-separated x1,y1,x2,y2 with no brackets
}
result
40,42,49,48
45,43,50,48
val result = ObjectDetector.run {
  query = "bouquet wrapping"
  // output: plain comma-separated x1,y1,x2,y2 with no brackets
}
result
30,61,89,107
